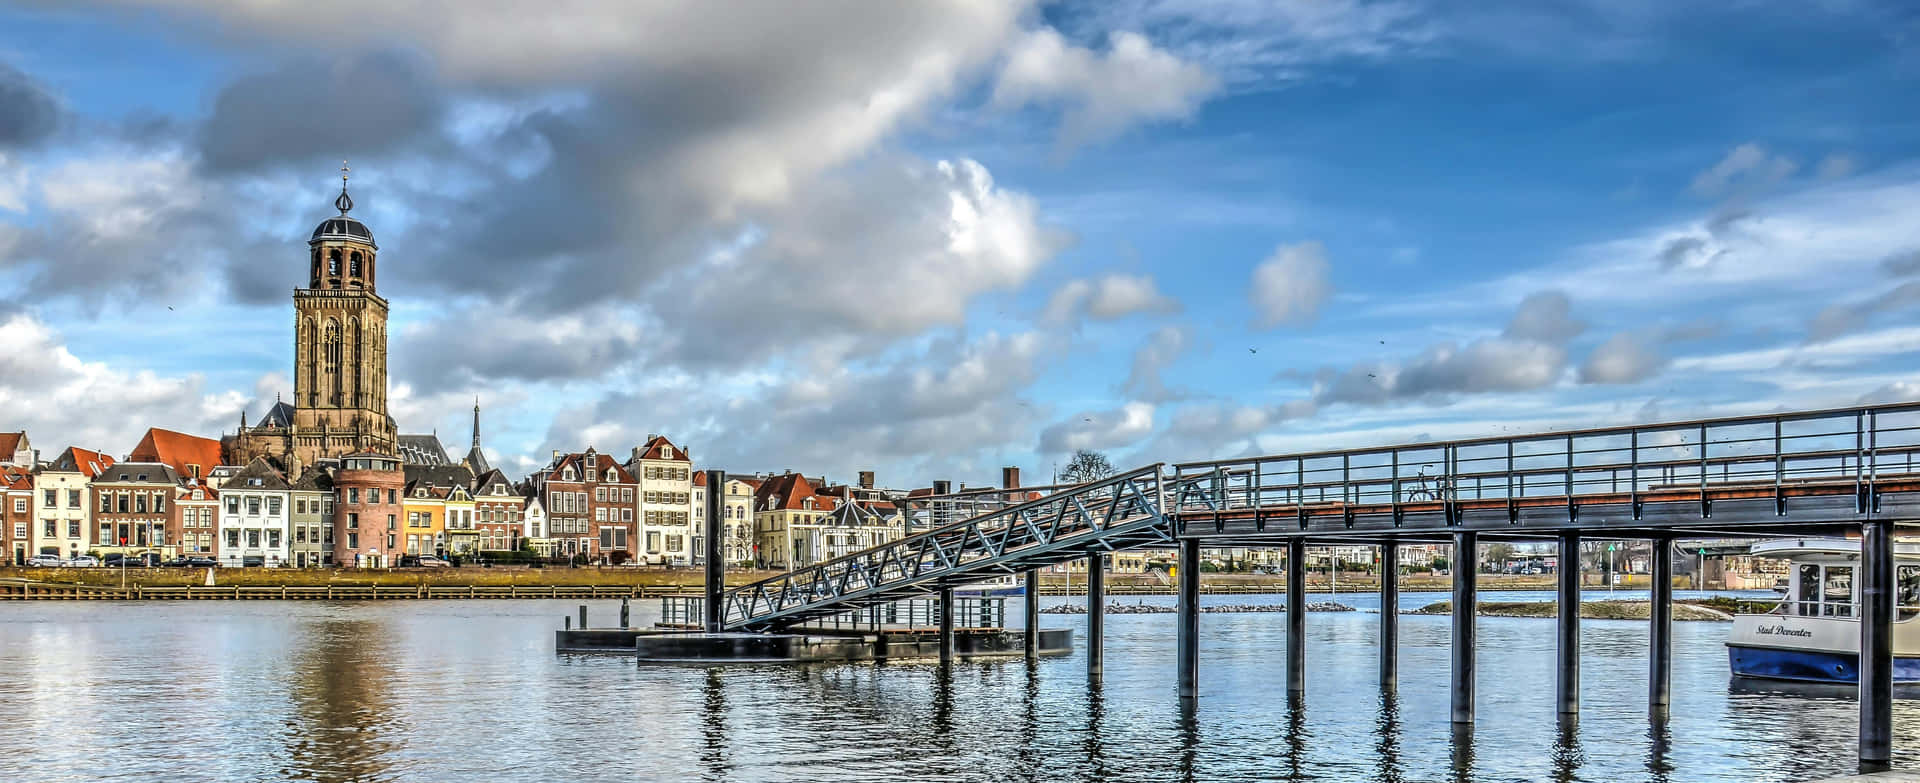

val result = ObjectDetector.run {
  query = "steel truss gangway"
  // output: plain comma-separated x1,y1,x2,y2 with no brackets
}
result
720,465,1171,632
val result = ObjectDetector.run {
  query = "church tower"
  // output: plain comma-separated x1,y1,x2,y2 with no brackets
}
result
289,165,397,468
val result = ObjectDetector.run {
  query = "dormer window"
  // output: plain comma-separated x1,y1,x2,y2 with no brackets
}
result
663,446,674,460
563,468,576,481
605,469,616,482
248,478,262,487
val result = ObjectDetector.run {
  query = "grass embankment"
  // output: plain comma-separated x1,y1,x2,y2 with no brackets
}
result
1409,599,1755,621
0,566,781,589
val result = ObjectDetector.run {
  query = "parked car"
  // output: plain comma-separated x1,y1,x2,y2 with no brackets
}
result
104,553,161,567
25,554,64,567
171,556,218,568
66,555,101,568
417,555,452,568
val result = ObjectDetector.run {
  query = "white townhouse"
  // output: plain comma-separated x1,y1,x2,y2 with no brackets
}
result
627,435,693,566
217,457,293,567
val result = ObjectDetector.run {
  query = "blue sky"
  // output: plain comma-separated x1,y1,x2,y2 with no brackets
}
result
1,1,1917,487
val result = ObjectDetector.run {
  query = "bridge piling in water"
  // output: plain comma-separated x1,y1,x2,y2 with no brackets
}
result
1556,531,1580,717
1451,531,1477,725
1860,517,1894,767
1177,538,1199,700
703,469,726,633
1023,570,1039,659
1650,536,1672,720
1087,553,1104,679
1379,543,1397,691
938,586,955,663
1287,537,1306,693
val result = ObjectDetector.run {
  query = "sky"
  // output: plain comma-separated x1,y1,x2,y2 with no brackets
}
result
0,1,1917,488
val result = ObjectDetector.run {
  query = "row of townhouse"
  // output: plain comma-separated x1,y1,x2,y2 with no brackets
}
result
0,427,549,568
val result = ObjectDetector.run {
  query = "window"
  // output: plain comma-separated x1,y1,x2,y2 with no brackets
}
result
646,532,661,553
247,530,261,548
349,488,360,505
12,498,23,513
387,514,396,530
387,534,396,549
267,530,280,549
347,513,359,529
226,529,239,548
128,494,139,513
153,494,164,513
247,497,261,516
99,524,111,544
12,522,23,539
268,497,282,516
296,527,307,543
67,521,79,537
43,520,55,537
596,487,606,502
666,534,683,552
595,508,606,522
43,489,56,508
296,499,306,515
67,490,80,509
328,249,341,275
388,490,396,504
622,508,632,522
1901,566,1920,621
347,532,358,549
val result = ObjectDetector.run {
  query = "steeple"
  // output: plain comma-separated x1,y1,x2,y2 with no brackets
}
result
464,397,492,475
472,397,481,450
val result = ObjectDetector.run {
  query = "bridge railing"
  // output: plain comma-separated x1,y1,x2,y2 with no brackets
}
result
722,465,1167,629
1170,402,1920,520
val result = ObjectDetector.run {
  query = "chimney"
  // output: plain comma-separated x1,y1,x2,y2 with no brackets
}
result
632,447,644,463
932,480,951,496
647,433,659,443
551,450,561,462
1001,466,1020,490
858,471,875,490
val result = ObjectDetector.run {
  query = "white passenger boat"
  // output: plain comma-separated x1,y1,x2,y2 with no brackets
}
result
1725,537,1920,684
953,573,1025,597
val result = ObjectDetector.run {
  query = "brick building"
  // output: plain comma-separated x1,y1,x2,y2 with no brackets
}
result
533,449,635,561
472,469,525,552
3,465,31,564
92,461,181,559
331,452,405,567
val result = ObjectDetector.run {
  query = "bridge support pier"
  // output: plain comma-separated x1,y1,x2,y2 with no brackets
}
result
1087,553,1105,679
1380,543,1397,691
939,586,955,664
1650,536,1672,721
1451,530,1477,725
703,469,726,633
1177,538,1200,700
1556,531,1579,717
1287,537,1306,694
1024,569,1039,659
1861,517,1895,767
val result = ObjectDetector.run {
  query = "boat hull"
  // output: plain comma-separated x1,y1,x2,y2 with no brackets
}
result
1726,644,1920,684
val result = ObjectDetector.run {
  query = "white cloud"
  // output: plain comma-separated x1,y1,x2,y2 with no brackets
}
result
1578,332,1667,384
994,28,1219,150
1249,240,1332,328
1122,325,1190,402
1044,273,1179,322
0,313,247,454
1690,142,1797,197
1039,401,1156,454
1817,153,1857,181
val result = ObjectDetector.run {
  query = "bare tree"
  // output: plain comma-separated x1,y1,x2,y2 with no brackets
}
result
1058,449,1116,485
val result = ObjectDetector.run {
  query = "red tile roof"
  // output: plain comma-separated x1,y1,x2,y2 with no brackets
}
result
54,447,116,478
551,452,634,484
0,432,23,459
753,473,839,512
633,435,690,463
1,466,31,490
129,428,222,478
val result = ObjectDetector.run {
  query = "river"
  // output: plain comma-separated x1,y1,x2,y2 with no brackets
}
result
0,590,1912,782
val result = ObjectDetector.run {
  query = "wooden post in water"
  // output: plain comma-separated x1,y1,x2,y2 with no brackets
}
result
1860,517,1894,767
1176,538,1200,700
619,597,630,629
1379,542,1398,691
1556,531,1580,717
578,604,587,630
1451,530,1477,725
1287,537,1306,694
1087,553,1104,680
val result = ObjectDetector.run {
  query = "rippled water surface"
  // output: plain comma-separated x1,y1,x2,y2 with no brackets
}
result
1,590,1914,782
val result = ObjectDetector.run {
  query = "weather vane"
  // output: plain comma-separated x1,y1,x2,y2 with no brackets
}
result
335,159,354,216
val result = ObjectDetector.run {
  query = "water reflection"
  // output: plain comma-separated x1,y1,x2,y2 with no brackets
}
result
1647,718,1675,783
699,669,728,782
281,619,401,783
1375,691,1403,783
1551,714,1584,783
1449,722,1474,783
1083,678,1108,781
1176,697,1199,783
1284,690,1308,781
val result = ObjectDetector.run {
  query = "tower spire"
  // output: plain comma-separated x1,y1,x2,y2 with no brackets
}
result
472,396,481,450
335,160,354,215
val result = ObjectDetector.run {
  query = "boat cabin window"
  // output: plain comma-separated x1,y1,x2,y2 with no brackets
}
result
1793,562,1855,617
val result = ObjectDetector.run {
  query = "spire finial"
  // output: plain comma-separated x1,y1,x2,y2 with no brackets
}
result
335,160,354,215
472,397,482,450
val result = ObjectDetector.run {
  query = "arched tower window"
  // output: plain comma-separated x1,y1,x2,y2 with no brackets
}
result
349,318,362,407
350,251,361,277
328,249,341,277
325,319,343,406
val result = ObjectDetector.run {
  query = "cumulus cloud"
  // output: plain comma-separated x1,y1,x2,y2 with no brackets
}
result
1578,332,1667,384
1503,290,1584,344
1044,273,1179,322
1807,281,1920,343
393,305,644,392
0,60,59,149
1250,241,1332,329
0,313,247,453
1039,401,1155,454
198,51,445,172
655,157,1068,364
994,28,1219,150
1121,325,1190,403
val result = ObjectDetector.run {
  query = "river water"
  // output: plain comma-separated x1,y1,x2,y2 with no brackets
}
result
0,590,1912,782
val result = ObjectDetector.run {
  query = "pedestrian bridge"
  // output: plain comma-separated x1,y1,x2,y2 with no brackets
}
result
707,400,1920,768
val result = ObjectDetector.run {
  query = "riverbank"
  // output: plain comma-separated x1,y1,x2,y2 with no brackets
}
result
1410,599,1735,621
